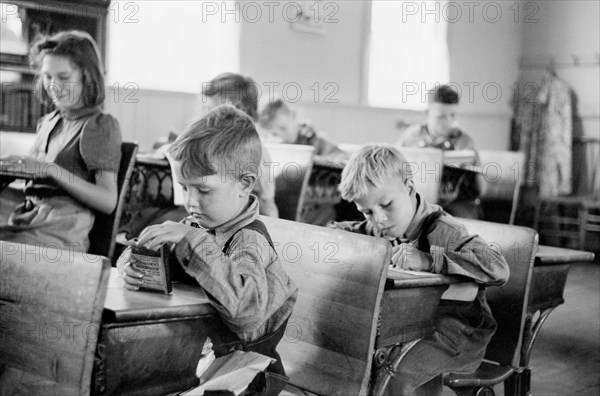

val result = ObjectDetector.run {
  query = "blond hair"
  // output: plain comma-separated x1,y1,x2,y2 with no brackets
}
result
339,144,412,201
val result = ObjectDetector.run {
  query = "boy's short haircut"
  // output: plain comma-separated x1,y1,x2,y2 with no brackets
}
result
258,98,293,128
339,144,412,201
428,84,460,105
202,73,260,121
168,104,262,180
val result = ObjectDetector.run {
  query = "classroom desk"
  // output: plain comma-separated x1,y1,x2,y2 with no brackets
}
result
521,245,596,368
93,271,236,396
93,269,465,395
372,270,469,394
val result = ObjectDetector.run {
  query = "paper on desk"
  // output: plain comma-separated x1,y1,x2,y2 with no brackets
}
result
387,267,478,301
387,267,439,278
182,350,275,396
441,282,479,301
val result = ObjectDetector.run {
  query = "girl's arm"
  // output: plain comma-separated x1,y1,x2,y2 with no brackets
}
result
53,167,118,214
1,155,118,214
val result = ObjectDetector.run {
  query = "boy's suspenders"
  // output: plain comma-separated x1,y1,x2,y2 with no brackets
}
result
417,210,445,252
217,219,289,395
222,219,275,254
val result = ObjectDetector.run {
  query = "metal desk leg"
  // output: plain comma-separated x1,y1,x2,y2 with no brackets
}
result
370,339,421,396
521,307,557,367
512,307,557,396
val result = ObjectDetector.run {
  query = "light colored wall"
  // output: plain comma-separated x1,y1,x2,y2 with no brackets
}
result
240,0,522,150
99,0,596,156
104,89,198,152
520,0,599,137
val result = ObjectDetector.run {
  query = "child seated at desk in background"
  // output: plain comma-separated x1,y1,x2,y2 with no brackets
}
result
396,84,484,219
328,145,509,396
201,72,279,218
118,105,297,396
258,98,347,163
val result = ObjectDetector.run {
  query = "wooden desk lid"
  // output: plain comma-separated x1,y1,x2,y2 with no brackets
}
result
103,270,215,323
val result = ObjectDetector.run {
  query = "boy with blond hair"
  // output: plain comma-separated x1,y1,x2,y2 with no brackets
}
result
119,105,297,395
329,144,509,396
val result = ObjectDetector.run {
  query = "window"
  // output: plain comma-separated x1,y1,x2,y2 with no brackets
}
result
107,1,240,93
367,0,449,110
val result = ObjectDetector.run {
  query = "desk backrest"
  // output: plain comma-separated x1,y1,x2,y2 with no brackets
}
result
0,241,110,394
457,218,537,367
88,142,138,261
264,143,315,221
260,216,391,395
338,143,363,157
478,150,525,224
398,147,444,204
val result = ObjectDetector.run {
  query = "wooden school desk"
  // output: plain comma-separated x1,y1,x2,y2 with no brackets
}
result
93,270,465,396
371,270,472,394
92,270,236,395
518,244,596,392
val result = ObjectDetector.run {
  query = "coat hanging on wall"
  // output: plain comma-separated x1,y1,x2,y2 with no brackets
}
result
513,70,573,198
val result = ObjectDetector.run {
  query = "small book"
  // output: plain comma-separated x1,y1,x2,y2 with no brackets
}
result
123,240,172,294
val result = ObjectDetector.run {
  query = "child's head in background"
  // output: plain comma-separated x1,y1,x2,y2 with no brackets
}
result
168,105,261,229
30,30,105,111
201,73,260,121
426,84,460,140
258,98,299,144
339,144,418,240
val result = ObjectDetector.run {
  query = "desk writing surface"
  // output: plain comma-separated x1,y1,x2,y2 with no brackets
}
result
135,153,170,167
386,267,467,288
104,269,215,323
535,244,595,265
312,156,345,170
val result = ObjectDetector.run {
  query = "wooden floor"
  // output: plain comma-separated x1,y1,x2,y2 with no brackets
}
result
443,259,600,396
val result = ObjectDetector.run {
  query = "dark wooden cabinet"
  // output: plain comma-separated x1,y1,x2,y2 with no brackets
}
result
0,0,110,132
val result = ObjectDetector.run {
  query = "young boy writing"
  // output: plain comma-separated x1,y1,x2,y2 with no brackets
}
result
118,105,297,395
329,144,509,396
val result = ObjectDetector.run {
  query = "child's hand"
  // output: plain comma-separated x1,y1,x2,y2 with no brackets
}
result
116,248,145,291
391,243,433,271
137,220,199,251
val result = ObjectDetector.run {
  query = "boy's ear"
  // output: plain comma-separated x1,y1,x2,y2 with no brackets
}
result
238,173,257,195
405,178,416,195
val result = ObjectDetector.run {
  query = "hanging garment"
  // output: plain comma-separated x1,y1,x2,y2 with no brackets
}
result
513,73,572,197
